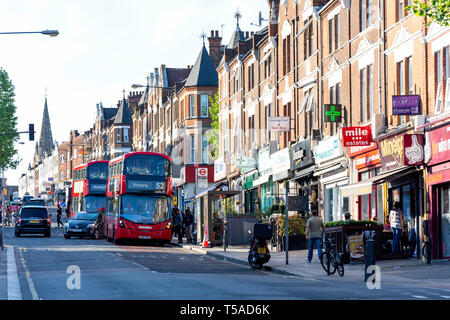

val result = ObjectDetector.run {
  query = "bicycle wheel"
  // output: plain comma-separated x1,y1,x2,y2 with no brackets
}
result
321,253,336,275
335,253,344,277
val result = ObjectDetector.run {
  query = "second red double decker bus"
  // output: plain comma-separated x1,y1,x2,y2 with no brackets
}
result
72,161,109,217
105,152,173,244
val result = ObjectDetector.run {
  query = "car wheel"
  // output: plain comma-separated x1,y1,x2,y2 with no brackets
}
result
15,231,20,237
44,232,51,237
64,234,71,239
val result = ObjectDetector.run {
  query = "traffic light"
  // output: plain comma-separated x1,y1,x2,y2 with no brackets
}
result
29,123,35,141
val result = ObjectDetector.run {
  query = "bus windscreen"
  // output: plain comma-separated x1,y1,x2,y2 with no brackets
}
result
120,195,169,224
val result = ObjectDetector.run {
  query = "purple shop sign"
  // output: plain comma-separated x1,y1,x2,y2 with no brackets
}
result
392,95,420,115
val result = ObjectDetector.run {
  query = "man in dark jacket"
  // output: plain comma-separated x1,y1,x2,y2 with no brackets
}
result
56,203,63,227
184,208,194,243
172,207,183,244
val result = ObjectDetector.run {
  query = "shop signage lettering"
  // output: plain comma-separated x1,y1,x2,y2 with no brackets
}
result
429,125,450,166
378,135,404,172
89,184,107,192
403,134,424,166
348,143,378,158
392,95,421,115
290,140,313,170
342,126,373,147
268,117,290,132
355,149,380,170
313,136,343,164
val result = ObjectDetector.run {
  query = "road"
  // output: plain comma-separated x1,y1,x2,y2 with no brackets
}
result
2,208,450,300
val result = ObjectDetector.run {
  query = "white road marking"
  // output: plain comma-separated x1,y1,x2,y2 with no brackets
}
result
7,247,22,300
411,295,428,299
18,248,39,300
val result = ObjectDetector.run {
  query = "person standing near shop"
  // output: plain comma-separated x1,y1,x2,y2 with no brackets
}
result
172,207,183,244
305,210,324,263
389,202,404,253
184,207,194,243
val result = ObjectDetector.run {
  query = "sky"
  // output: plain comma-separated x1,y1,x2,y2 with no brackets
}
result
0,0,269,185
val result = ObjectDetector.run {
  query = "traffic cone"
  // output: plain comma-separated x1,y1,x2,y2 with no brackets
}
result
202,224,209,248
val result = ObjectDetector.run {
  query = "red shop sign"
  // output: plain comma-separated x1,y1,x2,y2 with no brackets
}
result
403,134,424,166
348,142,378,158
342,126,373,147
355,149,381,170
429,124,450,166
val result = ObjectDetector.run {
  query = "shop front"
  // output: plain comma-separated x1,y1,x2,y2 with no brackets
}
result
375,132,425,256
341,143,383,222
313,136,348,223
425,121,450,259
288,139,317,217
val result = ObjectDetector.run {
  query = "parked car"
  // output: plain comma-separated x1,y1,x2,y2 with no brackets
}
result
15,206,51,237
23,199,46,207
64,212,99,239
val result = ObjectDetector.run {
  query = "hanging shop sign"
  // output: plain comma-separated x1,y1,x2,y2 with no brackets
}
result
403,134,425,166
378,133,424,172
428,124,450,166
342,126,373,147
214,157,227,182
268,117,290,132
392,95,421,115
324,104,342,123
271,148,291,175
313,136,343,164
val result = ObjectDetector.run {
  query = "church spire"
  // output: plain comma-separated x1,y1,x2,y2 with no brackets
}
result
38,91,54,160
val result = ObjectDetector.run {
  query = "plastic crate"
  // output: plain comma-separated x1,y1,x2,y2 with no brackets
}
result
253,223,273,240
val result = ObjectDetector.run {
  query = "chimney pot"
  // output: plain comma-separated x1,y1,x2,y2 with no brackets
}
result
246,31,249,38
215,30,219,37
211,30,214,37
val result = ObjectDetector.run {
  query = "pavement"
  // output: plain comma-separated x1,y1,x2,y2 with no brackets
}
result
172,239,450,288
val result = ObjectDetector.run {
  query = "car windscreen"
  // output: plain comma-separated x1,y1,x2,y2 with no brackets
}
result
120,195,169,224
20,208,48,218
72,212,99,221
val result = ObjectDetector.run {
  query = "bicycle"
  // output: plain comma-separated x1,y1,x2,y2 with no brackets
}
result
321,238,344,277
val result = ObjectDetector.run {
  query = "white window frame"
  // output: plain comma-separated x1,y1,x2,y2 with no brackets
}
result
201,95,209,117
189,95,195,117
190,134,195,163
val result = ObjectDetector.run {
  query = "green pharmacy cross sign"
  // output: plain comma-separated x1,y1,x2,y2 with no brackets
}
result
324,104,342,123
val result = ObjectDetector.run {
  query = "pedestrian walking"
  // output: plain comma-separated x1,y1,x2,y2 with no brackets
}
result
184,207,194,243
389,202,404,253
65,200,71,221
56,203,63,227
305,210,324,263
172,207,183,244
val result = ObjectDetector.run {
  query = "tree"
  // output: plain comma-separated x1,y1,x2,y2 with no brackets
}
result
408,0,450,26
207,90,219,161
0,67,19,171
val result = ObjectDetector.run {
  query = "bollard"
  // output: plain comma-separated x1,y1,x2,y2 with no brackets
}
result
364,239,376,282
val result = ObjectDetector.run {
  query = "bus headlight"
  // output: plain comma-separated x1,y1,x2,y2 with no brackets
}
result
166,221,172,229
118,219,125,228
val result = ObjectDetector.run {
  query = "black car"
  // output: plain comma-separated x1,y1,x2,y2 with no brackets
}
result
15,206,51,237
23,199,46,207
64,212,99,239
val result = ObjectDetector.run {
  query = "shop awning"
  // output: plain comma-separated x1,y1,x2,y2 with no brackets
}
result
291,165,317,181
253,174,271,186
370,166,417,184
340,181,373,197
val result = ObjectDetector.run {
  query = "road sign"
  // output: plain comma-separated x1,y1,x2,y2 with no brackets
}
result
324,104,342,123
197,168,208,178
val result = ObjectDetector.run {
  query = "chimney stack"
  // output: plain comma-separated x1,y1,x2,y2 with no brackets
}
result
208,29,223,69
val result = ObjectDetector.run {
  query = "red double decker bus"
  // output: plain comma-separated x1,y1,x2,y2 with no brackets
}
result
71,161,109,216
105,152,173,244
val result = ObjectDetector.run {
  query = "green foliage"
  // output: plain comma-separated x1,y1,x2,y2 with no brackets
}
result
207,90,219,161
408,0,450,26
276,214,306,236
325,220,380,228
0,67,19,171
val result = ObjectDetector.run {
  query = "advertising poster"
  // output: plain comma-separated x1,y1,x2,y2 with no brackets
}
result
348,233,365,262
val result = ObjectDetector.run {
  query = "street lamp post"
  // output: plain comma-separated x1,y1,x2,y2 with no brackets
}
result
0,30,59,37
